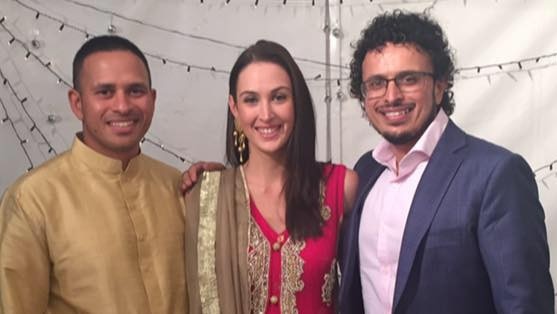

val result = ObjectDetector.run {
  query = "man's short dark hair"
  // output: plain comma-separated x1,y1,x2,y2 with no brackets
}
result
72,35,151,90
350,10,456,115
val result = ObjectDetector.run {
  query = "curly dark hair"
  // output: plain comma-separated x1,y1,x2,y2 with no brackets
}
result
349,10,456,116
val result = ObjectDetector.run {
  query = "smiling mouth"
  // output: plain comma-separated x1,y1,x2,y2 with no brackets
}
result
255,126,281,138
383,108,412,118
109,120,135,127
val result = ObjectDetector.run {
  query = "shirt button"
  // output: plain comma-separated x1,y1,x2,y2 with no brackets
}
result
272,242,281,251
269,295,278,305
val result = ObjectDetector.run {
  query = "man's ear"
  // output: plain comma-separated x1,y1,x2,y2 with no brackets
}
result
228,95,238,119
68,88,84,120
434,79,448,106
151,88,157,105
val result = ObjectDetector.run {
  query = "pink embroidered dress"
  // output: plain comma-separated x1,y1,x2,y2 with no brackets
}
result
247,164,346,314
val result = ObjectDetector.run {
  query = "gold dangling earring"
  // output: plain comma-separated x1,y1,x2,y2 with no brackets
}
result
233,124,246,163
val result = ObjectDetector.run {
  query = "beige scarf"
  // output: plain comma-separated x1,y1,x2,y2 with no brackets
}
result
184,167,250,314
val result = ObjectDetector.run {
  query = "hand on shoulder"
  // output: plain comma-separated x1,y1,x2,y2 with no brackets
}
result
181,161,225,194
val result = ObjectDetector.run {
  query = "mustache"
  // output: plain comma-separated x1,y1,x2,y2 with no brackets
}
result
377,99,413,109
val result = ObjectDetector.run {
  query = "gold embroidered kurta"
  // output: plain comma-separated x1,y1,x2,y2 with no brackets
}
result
0,136,187,314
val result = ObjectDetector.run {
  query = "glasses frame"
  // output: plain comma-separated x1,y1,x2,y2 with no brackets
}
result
360,71,435,100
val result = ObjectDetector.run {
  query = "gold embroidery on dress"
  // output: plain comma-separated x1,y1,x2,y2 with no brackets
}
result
246,171,333,314
320,182,331,221
248,218,270,314
321,258,337,307
280,238,306,314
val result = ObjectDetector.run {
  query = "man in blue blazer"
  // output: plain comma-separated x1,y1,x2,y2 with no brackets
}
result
338,10,554,314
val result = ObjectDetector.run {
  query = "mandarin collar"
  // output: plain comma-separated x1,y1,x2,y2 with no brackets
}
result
70,133,143,176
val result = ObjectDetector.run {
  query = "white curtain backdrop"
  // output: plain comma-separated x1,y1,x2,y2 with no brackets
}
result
1,0,556,299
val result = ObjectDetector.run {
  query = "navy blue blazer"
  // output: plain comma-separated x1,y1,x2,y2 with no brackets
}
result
338,121,554,314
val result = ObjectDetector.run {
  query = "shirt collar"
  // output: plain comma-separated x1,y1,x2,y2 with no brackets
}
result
70,133,144,175
372,109,449,175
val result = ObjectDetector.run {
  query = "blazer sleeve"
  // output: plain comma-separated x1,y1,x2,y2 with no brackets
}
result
0,192,50,314
477,153,554,313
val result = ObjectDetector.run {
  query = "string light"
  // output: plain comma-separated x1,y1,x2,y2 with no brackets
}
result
4,4,234,75
423,0,438,14
535,160,557,176
0,22,72,88
141,138,195,165
535,159,557,189
1,22,194,165
5,0,553,169
455,52,557,79
0,97,34,171
0,68,58,155
16,0,342,69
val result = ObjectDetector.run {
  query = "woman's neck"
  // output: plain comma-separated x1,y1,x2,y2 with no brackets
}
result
243,152,287,192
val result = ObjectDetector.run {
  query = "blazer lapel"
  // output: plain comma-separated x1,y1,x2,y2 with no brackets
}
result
347,158,385,264
392,121,467,310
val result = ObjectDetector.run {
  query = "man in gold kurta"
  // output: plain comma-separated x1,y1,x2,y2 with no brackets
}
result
0,35,186,313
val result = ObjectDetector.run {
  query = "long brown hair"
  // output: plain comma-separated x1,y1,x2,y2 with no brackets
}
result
226,40,324,240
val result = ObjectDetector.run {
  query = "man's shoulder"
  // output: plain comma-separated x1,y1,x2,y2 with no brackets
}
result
444,123,531,177
458,131,518,166
353,150,381,173
5,151,73,198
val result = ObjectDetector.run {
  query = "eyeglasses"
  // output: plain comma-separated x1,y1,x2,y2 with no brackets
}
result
360,71,434,100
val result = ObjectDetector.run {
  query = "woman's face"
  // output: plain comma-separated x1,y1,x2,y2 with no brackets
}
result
229,61,295,160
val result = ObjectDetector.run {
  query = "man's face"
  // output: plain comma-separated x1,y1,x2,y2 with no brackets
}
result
361,43,446,152
68,50,155,161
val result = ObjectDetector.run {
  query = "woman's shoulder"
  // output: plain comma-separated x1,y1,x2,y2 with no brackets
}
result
321,162,349,180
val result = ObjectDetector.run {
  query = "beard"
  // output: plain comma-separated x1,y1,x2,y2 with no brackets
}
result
370,100,439,146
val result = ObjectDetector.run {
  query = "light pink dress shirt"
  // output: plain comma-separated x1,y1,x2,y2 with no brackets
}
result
358,110,449,314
